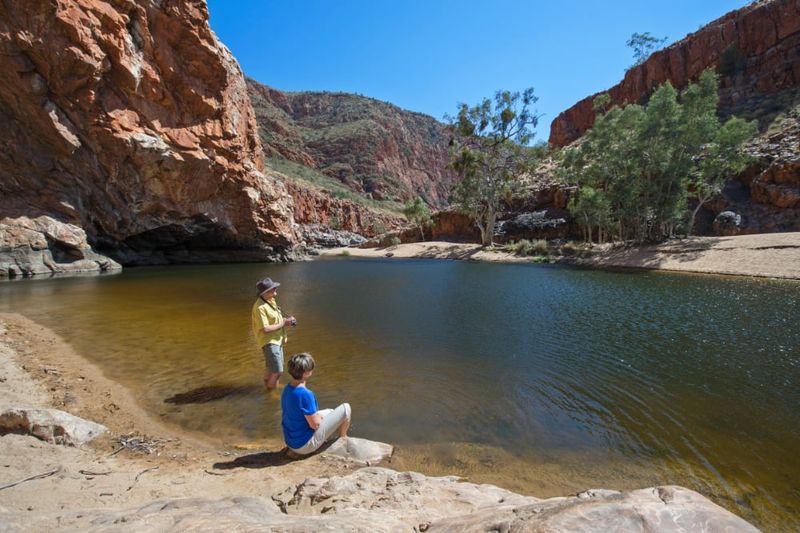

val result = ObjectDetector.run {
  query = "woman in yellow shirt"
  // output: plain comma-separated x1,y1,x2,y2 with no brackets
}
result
252,277,296,390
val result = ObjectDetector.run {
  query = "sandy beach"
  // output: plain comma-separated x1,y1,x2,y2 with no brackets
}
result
320,232,800,280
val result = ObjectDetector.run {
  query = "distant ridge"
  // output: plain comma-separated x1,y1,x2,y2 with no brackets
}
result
247,79,456,207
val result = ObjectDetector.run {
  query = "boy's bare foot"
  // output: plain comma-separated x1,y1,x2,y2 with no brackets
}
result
264,382,283,395
285,448,305,460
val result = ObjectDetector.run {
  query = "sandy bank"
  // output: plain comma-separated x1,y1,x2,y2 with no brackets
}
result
321,232,800,280
0,313,362,529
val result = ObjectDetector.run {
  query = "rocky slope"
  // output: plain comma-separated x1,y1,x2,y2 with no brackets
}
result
0,0,294,273
287,181,404,247
248,80,456,207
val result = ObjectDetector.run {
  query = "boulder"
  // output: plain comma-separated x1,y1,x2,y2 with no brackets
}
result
0,407,107,446
321,436,393,465
713,210,743,235
0,216,121,278
427,485,759,532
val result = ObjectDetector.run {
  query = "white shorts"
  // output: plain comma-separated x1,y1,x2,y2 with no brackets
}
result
290,403,351,455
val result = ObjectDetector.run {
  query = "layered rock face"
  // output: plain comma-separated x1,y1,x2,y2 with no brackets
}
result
287,181,403,247
248,81,456,206
549,0,800,147
0,0,294,269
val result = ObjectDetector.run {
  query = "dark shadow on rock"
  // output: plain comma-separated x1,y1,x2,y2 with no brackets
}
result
164,384,261,405
212,449,294,470
212,440,339,471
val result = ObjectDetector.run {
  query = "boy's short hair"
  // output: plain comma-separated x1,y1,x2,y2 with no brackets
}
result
287,352,315,380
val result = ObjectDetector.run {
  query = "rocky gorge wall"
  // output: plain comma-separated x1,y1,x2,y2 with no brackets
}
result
0,0,295,274
548,0,800,236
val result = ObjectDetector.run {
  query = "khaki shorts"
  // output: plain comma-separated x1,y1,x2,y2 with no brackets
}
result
262,343,284,373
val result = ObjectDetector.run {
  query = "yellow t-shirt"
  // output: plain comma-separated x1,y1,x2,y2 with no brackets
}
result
252,297,286,347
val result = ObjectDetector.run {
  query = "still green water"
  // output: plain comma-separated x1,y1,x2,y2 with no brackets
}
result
1,259,798,530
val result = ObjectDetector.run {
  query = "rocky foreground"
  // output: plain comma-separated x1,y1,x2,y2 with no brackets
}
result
0,313,760,531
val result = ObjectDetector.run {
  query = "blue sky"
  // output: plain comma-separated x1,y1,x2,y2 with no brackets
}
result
207,0,750,140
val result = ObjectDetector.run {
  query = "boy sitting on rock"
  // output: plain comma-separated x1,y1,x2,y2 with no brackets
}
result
281,353,351,456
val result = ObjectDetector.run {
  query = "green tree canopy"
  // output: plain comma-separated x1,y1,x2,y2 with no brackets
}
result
562,69,755,242
402,196,432,241
568,186,612,244
627,32,668,67
448,89,540,246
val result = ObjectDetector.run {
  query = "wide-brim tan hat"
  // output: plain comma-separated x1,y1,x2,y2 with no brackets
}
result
256,277,281,295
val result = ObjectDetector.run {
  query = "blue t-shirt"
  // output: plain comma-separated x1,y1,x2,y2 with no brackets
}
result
281,384,318,449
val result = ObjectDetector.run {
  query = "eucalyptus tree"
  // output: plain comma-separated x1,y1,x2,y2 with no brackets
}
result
448,89,540,246
680,73,756,233
627,32,668,67
567,186,612,244
402,196,432,241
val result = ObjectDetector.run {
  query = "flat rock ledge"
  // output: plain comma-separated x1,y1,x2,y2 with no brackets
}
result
0,407,107,446
2,467,759,532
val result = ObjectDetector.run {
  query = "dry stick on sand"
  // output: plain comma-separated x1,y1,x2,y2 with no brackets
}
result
79,470,112,476
107,446,126,458
126,466,159,492
0,468,61,491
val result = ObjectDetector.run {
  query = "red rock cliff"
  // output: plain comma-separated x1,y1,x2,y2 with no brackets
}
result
0,0,294,265
549,0,800,146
